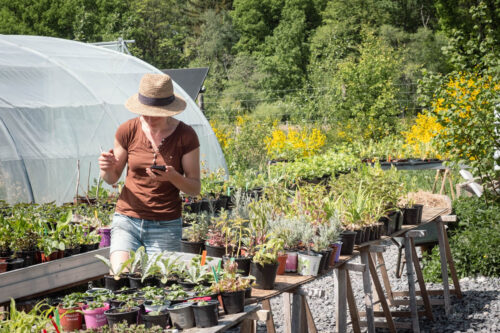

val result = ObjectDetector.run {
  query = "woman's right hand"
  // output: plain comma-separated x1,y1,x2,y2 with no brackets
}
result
98,149,118,171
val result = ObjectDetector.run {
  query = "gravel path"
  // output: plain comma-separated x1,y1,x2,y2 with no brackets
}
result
256,241,500,332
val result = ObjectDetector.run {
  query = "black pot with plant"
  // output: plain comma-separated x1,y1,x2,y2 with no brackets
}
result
249,238,284,290
340,231,356,255
192,300,219,328
222,255,252,276
104,304,140,327
141,310,169,329
168,303,195,329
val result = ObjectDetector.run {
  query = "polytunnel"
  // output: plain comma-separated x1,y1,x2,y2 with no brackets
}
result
0,35,227,204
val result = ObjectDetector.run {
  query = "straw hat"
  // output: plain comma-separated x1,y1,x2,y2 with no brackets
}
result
125,73,186,117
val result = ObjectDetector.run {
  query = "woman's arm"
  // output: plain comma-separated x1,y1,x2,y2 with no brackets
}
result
98,138,128,185
145,147,201,196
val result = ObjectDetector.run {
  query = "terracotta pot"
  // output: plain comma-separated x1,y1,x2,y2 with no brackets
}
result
58,306,83,331
276,254,288,275
41,251,59,262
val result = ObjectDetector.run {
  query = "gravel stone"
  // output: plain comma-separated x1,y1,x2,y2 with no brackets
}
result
256,241,500,332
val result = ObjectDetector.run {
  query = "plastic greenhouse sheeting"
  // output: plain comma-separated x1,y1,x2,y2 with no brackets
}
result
0,35,227,204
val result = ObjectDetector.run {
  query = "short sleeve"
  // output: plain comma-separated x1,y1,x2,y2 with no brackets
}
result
181,123,200,155
115,119,135,150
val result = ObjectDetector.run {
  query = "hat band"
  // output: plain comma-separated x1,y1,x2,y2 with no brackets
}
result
138,93,175,106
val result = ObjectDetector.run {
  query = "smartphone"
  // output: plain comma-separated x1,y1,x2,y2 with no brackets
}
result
150,165,166,171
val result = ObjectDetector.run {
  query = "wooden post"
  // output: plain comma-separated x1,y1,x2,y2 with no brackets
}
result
262,299,276,333
376,252,394,306
440,169,448,195
359,249,375,333
436,220,452,315
303,296,318,333
404,235,420,333
346,271,362,333
442,223,462,298
410,237,434,321
292,292,307,333
283,293,292,333
367,254,397,333
432,169,440,192
370,252,381,311
335,266,347,333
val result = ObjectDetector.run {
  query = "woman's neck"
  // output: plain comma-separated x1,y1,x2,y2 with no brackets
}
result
141,116,172,134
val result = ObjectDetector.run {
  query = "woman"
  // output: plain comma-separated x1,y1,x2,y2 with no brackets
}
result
98,73,200,270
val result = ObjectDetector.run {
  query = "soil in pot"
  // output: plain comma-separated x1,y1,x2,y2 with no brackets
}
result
340,231,356,255
249,262,279,290
168,303,195,329
142,311,169,329
222,256,252,276
104,274,129,291
205,244,226,258
192,300,219,328
276,254,288,275
220,290,245,314
105,306,140,327
58,306,83,331
180,240,205,255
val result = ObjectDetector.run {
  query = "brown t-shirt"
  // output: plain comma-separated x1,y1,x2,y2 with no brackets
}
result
115,118,199,220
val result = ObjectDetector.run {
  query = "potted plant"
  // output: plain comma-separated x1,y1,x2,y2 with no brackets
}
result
142,309,169,329
58,293,85,331
221,216,252,276
249,237,284,289
191,300,219,328
268,215,304,273
297,223,323,276
181,213,209,254
211,261,251,314
82,297,110,329
95,254,132,291
205,212,229,257
167,302,195,329
104,299,140,327
179,259,212,289
156,255,180,287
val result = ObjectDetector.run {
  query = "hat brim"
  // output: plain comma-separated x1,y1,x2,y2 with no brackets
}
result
125,93,187,117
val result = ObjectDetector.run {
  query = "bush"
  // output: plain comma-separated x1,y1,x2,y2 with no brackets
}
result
423,197,500,281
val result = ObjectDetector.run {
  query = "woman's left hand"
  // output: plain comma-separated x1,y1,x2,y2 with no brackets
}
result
146,166,178,182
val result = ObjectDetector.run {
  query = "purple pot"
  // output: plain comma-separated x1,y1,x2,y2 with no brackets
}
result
98,227,111,248
332,242,342,263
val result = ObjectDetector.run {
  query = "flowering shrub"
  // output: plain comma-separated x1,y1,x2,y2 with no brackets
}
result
430,71,499,200
402,113,444,159
265,125,326,161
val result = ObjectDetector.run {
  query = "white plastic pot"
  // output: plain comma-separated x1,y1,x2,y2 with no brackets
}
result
297,252,322,276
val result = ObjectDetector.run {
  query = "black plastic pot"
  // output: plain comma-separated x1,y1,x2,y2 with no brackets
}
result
249,262,278,290
179,281,196,290
104,275,129,291
221,290,245,314
192,300,219,328
180,240,205,255
168,303,195,329
128,275,158,289
319,248,332,273
381,212,398,236
403,204,423,225
362,227,371,243
7,258,24,271
104,306,140,327
142,312,169,329
205,245,226,258
18,250,36,267
222,256,252,276
340,231,356,255
354,229,363,245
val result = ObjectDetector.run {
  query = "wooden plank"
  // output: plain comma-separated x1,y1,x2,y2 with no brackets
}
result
404,236,420,333
360,321,412,329
410,237,434,321
393,299,445,306
359,250,375,333
261,299,276,333
296,287,325,298
346,271,361,333
183,305,259,333
440,215,457,222
248,274,315,303
392,289,459,297
240,319,256,333
335,267,347,333
360,311,426,318
0,248,109,304
368,245,386,253
407,230,427,238
370,253,380,312
436,220,451,315
367,253,396,333
344,263,366,273
283,293,292,333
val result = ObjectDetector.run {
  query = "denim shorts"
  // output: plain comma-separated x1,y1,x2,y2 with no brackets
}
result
110,213,182,255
